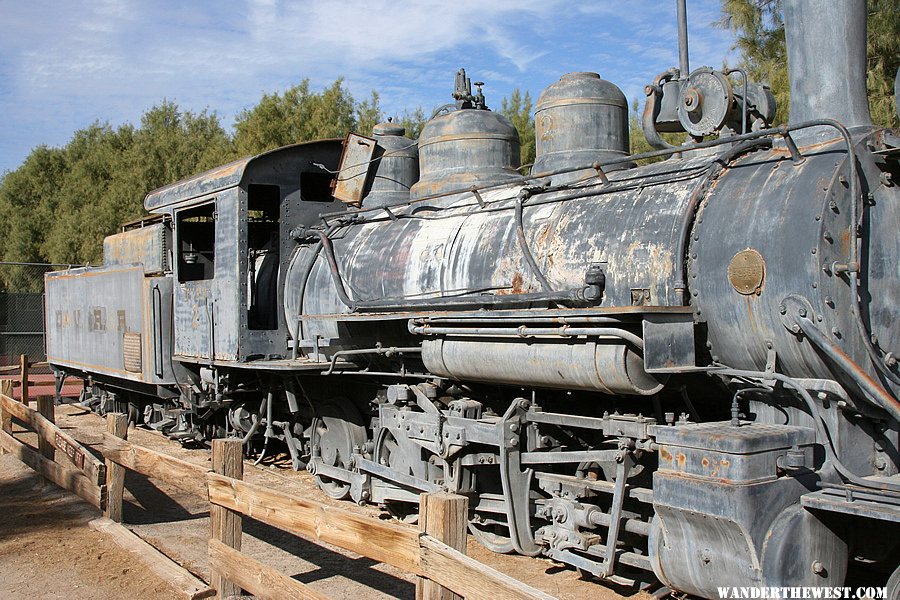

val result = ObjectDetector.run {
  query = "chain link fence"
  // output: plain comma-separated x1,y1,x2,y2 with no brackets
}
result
0,262,80,369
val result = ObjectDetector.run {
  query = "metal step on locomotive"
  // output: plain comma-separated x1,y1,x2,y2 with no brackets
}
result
44,0,900,596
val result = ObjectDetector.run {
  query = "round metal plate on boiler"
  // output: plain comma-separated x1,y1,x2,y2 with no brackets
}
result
727,249,766,295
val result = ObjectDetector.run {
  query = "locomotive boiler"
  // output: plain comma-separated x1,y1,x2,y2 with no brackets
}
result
44,0,900,596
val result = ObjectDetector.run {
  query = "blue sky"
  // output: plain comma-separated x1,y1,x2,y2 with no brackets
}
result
0,0,736,176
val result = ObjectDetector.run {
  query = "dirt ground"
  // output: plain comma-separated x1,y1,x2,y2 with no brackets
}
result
0,404,651,599
0,453,182,600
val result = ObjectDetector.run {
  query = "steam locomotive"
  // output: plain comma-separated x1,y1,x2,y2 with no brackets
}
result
44,0,900,596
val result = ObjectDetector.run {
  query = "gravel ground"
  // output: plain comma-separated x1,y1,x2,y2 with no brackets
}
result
1,403,649,599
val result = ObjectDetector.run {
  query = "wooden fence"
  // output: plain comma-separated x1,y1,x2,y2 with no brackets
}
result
0,362,555,600
0,354,50,404
0,378,106,509
101,414,554,600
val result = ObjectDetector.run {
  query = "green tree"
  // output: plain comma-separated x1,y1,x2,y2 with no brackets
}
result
395,107,427,140
501,89,536,167
628,98,686,164
356,91,382,137
866,0,900,127
0,145,69,290
0,101,234,289
719,0,899,127
39,103,235,267
233,78,376,155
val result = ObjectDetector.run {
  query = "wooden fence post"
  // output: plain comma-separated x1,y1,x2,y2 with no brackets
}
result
19,354,29,404
416,492,469,600
211,439,243,599
36,395,55,460
0,380,12,455
105,413,129,522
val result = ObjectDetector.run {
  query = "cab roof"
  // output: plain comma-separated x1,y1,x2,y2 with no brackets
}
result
143,139,341,212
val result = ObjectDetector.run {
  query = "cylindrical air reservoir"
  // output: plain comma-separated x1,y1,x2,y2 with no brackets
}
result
532,72,631,184
410,109,522,201
363,121,419,208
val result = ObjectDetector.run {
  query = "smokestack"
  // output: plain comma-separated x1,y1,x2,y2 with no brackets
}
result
784,0,872,129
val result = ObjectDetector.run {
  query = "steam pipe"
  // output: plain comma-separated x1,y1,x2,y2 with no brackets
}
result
796,317,900,421
515,193,553,292
409,324,645,351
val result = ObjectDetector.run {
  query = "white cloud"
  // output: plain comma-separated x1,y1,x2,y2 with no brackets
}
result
0,0,735,173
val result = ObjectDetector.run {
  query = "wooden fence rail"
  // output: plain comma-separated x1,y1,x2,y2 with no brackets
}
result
97,413,554,600
0,380,106,509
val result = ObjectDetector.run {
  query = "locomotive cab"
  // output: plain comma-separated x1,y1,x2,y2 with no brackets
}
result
144,140,344,364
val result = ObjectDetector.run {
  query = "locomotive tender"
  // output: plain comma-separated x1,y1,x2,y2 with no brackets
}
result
45,0,900,596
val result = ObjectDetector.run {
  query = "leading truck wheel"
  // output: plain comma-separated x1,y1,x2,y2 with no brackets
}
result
310,398,366,500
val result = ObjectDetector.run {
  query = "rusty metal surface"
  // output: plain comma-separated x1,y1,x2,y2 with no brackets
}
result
410,106,521,201
289,153,713,344
362,122,418,209
533,72,631,183
333,133,377,206
102,222,170,274
123,331,142,372
44,266,176,385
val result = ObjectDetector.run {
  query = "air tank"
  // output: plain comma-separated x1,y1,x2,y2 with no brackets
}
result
362,120,419,208
532,72,631,184
410,69,522,201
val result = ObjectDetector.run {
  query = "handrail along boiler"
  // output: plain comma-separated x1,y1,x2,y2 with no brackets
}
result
43,0,900,596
